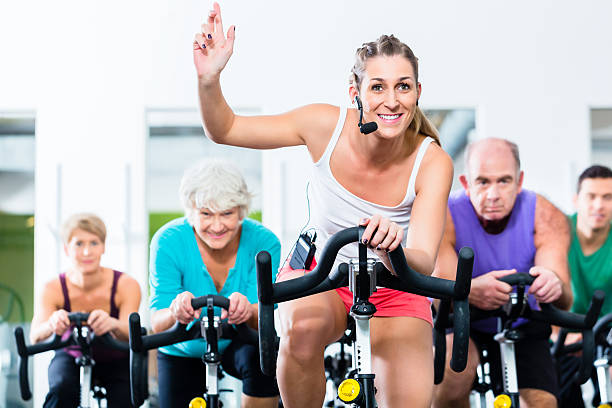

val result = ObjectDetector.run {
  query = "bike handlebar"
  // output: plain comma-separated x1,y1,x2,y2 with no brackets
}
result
128,294,258,407
257,226,474,377
466,273,605,385
14,311,128,401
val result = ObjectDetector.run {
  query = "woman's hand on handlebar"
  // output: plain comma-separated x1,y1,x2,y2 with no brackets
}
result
48,309,70,335
360,215,403,271
528,266,563,304
468,269,515,310
87,309,117,336
221,292,252,325
193,2,236,85
170,291,200,324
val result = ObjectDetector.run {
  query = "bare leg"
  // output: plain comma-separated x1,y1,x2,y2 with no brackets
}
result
276,270,347,408
241,395,279,408
370,317,434,408
520,388,557,408
431,333,480,408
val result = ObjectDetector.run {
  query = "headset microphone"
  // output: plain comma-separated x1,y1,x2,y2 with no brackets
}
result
354,96,378,135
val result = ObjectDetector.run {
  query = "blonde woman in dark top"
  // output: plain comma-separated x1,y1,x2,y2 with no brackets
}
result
30,213,141,408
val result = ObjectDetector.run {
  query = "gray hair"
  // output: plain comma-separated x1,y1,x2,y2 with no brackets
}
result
179,159,252,225
464,138,521,177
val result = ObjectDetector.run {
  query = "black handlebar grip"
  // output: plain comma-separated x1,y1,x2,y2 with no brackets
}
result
130,347,147,407
14,327,32,400
191,295,230,311
68,312,90,323
593,312,612,342
585,290,605,328
577,328,595,384
433,299,450,384
450,298,470,372
129,313,143,352
498,273,534,286
257,251,273,305
454,247,473,300
257,250,277,376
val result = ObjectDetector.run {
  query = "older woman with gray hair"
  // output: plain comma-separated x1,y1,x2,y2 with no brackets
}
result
149,159,280,408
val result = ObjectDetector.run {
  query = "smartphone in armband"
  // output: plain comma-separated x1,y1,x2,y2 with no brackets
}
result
289,233,316,270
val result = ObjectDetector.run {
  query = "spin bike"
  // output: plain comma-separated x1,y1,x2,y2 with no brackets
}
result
14,311,130,408
129,294,259,408
256,226,474,408
462,273,605,408
553,312,612,408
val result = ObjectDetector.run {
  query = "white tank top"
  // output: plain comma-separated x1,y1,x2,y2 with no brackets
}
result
309,107,434,264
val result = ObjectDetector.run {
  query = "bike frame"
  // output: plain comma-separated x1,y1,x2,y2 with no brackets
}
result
346,256,377,408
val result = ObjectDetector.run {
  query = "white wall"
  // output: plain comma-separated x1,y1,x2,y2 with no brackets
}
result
2,0,612,403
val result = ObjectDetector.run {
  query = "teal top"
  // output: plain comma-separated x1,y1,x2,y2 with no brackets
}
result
149,217,280,357
568,213,612,316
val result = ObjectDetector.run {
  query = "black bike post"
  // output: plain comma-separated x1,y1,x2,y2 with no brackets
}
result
202,296,222,408
348,242,377,408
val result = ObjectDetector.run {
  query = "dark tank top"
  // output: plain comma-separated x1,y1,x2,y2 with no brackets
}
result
59,270,128,362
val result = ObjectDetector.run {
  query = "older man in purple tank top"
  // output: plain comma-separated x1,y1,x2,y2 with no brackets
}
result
432,138,572,408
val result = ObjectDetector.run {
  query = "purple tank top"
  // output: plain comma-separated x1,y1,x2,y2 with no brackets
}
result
449,189,537,332
59,270,127,361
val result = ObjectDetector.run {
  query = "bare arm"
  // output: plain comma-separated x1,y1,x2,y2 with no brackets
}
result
432,207,459,281
29,280,68,344
193,3,335,155
363,144,453,275
404,144,454,275
109,275,141,341
531,194,572,309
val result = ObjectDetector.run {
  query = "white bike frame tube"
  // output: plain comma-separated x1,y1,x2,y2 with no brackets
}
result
80,365,91,408
595,358,611,404
353,316,373,375
495,335,519,394
206,362,219,395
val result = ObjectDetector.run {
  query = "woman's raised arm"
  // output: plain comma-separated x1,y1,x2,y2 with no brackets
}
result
193,3,336,151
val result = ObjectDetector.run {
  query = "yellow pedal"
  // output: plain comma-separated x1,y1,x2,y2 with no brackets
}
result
338,379,361,403
189,397,206,408
494,394,512,408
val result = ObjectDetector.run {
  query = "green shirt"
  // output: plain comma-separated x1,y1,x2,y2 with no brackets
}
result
568,213,612,316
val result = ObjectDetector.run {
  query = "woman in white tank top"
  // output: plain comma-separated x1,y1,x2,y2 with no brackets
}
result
192,4,453,408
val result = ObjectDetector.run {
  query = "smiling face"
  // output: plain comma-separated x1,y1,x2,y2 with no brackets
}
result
460,140,524,221
574,178,612,232
351,55,421,139
64,228,105,274
192,206,242,251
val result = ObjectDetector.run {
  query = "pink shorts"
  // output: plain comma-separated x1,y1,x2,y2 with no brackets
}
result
277,257,432,325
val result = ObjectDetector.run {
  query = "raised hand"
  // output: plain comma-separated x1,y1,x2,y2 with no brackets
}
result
193,2,236,84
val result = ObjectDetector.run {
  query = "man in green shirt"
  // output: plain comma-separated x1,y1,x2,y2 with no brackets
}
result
569,164,612,316
559,164,612,408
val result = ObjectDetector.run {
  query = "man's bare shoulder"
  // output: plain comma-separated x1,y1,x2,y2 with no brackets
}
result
534,193,570,246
